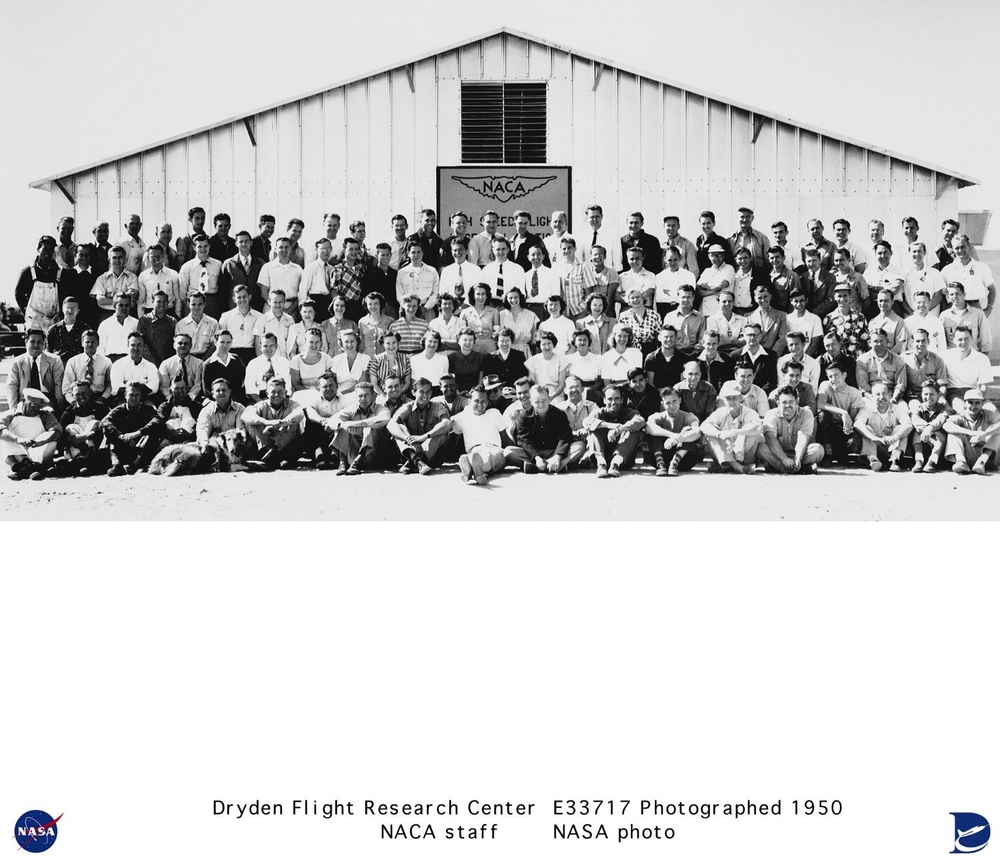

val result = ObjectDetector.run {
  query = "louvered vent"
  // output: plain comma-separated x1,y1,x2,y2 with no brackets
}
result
461,82,546,164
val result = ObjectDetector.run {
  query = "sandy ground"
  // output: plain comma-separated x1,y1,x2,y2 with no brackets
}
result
1,461,996,521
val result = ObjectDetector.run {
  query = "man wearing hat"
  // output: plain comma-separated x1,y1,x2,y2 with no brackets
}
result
758,385,824,474
6,329,65,411
943,388,1000,475
701,380,762,474
15,235,62,333
696,244,735,316
1,388,63,480
451,385,509,485
729,207,771,269
100,381,163,476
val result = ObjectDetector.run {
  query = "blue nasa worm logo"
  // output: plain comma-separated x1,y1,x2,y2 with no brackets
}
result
952,812,990,854
13,811,62,853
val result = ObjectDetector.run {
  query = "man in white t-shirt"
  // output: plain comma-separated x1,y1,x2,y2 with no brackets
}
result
941,234,995,315
784,289,824,356
452,386,509,485
654,245,696,316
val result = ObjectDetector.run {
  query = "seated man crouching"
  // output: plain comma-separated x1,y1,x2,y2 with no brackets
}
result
1,388,63,481
758,385,824,474
701,380,762,474
241,376,305,472
100,381,163,475
582,384,645,478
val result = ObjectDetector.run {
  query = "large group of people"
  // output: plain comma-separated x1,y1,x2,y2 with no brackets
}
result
3,204,997,483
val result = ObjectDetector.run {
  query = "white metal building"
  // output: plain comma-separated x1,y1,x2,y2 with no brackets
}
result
30,27,978,246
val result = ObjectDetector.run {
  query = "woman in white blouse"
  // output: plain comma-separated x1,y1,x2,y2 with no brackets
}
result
565,329,601,398
498,287,539,359
537,295,576,355
286,300,329,358
329,329,370,396
409,330,450,392
600,323,643,385
525,330,569,401
459,284,501,354
290,328,337,395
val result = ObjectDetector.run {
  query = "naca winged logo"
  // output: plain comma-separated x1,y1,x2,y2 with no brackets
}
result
453,174,557,203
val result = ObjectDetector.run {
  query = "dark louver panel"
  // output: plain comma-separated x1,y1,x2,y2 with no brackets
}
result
462,82,546,164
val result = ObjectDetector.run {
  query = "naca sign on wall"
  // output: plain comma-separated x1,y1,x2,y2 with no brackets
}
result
438,166,572,234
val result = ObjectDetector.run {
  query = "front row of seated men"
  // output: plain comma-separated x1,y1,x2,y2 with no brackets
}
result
4,355,999,481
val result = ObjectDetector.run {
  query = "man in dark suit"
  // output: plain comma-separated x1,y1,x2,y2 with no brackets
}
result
219,231,265,311
510,210,550,271
620,211,663,275
251,215,276,263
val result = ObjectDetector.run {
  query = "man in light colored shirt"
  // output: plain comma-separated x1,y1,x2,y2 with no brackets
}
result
97,292,139,359
178,234,224,319
696,244,735,316
175,291,219,361
555,375,598,469
92,246,139,318
655,245,697,316
758,384,823,474
118,214,147,276
944,389,1000,475
219,286,265,365
940,283,992,353
728,207,771,268
241,376,305,471
867,289,907,355
387,214,410,270
110,332,159,401
816,361,864,465
620,247,657,309
468,210,499,267
137,244,181,316
175,207,207,267
855,381,912,471
481,236,526,303
785,289,824,356
578,204,621,272
941,234,995,314
452,385,509,485
63,329,113,403
243,333,292,402
661,285,706,357
831,218,867,273
661,216,698,277
777,331,820,390
521,243,559,317
543,210,574,262
943,326,994,410
902,242,947,315
706,290,747,357
701,380,762,474
304,213,344,267
258,237,304,316
439,236,482,301
297,371,342,468
904,291,947,354
158,333,205,402
261,290,294,358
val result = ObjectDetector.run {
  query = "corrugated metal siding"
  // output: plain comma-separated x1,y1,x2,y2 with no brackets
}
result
57,30,959,250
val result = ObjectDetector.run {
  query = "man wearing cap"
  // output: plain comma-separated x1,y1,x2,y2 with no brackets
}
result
452,385,509,485
57,380,109,475
101,381,162,475
758,385,823,474
943,388,1000,475
943,325,994,411
1,389,63,481
701,380,762,474
941,234,995,315
63,329,113,404
619,212,662,276
644,385,702,477
7,329,65,410
582,384,645,478
110,331,160,403
854,381,912,471
695,211,734,272
729,207,771,269
816,362,864,465
504,384,573,474
241,376,304,471
824,282,871,359
696,244,735,316
15,236,63,333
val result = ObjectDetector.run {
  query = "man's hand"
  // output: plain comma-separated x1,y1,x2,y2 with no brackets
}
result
792,455,802,471
608,426,621,443
534,456,546,471
842,417,853,434
545,455,561,473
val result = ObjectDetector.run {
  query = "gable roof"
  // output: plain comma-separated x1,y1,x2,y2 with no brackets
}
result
29,26,979,191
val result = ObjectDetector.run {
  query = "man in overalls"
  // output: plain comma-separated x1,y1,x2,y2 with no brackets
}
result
15,235,62,334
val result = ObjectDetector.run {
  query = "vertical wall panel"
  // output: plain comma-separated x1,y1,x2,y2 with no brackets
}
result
412,59,437,209
120,156,142,229
775,122,797,196
891,158,912,196
798,130,820,196
255,112,279,218
505,35,529,79
753,117,775,199
366,74,393,225
209,126,234,222
616,72,640,212
232,120,256,231
73,170,98,238
97,163,121,237
482,35,505,80
685,95,707,198
323,90,347,226
187,132,211,206
141,148,165,228
163,141,189,241
822,138,844,196
276,103,302,225
730,109,752,201
299,95,326,236
868,152,889,196
547,54,574,165
459,42,481,80
389,69,414,220
662,86,684,196
639,78,662,218
845,145,867,197
437,48,459,80
569,57,595,211
346,81,371,220
593,62,616,215
527,41,551,79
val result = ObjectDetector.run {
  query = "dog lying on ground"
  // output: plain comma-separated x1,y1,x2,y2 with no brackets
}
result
149,430,247,476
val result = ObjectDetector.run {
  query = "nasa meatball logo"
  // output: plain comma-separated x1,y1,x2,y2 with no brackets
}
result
13,811,62,853
453,174,557,203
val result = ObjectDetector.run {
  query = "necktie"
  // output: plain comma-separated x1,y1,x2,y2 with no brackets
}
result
497,265,504,292
531,269,539,298
86,356,95,383
181,359,189,387
29,357,41,390
200,261,208,291
456,266,463,290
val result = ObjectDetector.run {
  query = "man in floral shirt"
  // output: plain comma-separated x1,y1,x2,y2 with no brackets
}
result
823,284,871,359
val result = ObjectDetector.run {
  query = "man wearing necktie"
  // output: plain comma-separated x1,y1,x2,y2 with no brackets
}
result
7,329,65,411
221,231,265,312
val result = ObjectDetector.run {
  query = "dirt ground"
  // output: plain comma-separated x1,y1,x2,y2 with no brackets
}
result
1,461,996,521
